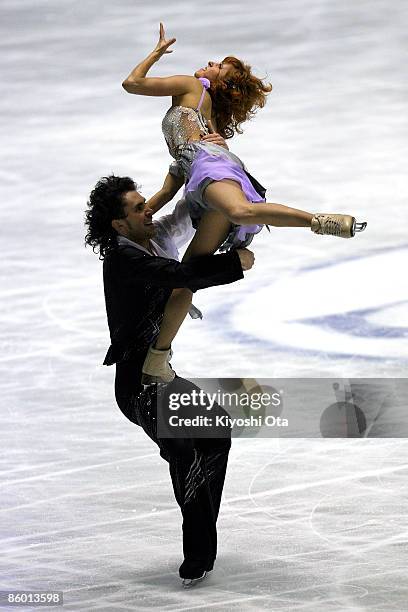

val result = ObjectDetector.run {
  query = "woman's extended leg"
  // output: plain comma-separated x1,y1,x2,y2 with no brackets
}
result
142,210,231,383
155,180,316,356
204,179,366,237
205,179,312,226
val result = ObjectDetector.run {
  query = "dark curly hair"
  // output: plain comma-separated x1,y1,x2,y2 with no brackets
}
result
84,174,137,259
209,56,272,139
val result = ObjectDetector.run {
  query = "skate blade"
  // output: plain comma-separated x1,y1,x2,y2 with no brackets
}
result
350,218,367,237
182,571,207,589
354,221,367,233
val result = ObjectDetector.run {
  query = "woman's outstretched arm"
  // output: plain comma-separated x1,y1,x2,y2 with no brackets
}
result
122,22,195,97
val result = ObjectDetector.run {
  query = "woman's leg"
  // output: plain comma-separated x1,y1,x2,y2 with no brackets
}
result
154,288,193,351
154,210,231,351
142,210,231,380
205,179,313,226
203,179,366,237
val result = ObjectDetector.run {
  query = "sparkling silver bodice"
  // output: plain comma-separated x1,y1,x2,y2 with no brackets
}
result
162,105,209,160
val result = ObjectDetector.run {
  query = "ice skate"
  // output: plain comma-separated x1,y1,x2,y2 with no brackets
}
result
141,345,176,384
181,570,209,588
311,214,367,238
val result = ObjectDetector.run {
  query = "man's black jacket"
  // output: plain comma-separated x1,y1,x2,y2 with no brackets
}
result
102,241,244,366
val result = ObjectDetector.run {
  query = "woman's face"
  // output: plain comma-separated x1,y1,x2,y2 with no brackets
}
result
194,61,234,83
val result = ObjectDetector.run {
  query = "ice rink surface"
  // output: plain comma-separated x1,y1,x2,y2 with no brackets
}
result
1,0,408,609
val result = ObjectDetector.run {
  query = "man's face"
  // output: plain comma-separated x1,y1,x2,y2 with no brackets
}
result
113,190,155,243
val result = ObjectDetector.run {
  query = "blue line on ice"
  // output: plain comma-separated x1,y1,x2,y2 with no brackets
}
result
221,245,408,360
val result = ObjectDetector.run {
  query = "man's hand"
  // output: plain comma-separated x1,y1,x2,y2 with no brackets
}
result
236,248,255,271
201,132,229,149
200,119,229,150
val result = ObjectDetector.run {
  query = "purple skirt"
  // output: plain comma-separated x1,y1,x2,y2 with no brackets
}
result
182,144,265,249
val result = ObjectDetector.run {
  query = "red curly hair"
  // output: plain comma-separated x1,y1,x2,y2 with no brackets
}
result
209,56,272,139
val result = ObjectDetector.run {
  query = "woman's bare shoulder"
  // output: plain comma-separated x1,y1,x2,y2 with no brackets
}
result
178,75,205,91
173,77,211,109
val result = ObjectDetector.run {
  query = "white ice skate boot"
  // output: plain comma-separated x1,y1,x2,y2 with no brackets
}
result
311,214,367,238
141,346,176,385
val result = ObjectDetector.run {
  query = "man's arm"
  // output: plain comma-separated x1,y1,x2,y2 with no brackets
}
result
116,246,254,292
200,120,229,149
154,198,195,253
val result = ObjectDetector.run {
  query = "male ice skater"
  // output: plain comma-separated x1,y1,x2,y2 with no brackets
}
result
84,173,254,587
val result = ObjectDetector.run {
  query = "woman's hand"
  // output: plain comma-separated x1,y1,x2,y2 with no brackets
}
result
153,22,176,59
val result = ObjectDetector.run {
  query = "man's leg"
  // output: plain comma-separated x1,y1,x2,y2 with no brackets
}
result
156,377,232,577
165,419,231,576
115,363,231,578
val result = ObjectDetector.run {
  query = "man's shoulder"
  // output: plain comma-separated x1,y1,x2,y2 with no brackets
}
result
103,244,150,281
104,243,148,264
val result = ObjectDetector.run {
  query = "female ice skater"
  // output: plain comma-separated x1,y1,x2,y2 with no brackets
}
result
121,23,367,383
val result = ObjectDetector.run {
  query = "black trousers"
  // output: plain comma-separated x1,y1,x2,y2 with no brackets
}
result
114,360,232,579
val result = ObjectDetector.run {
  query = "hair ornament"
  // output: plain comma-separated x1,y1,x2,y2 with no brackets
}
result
225,79,238,90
